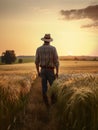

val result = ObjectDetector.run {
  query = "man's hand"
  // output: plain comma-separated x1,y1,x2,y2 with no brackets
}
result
38,72,41,77
55,66,59,79
36,64,41,77
55,73,58,79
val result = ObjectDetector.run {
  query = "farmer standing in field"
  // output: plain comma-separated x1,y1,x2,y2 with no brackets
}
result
35,34,59,107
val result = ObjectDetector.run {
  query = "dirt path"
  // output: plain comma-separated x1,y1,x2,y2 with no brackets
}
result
12,77,51,130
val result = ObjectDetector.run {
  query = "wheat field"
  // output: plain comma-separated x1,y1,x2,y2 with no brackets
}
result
0,61,98,130
50,73,98,130
0,63,36,129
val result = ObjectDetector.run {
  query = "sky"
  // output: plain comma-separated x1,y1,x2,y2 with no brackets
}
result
0,0,98,56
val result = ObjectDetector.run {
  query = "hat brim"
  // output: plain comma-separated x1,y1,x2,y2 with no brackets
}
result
41,38,53,42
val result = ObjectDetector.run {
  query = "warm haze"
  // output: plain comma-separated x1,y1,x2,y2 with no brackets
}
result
0,0,98,56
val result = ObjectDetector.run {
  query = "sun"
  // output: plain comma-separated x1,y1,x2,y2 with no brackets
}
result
67,51,73,56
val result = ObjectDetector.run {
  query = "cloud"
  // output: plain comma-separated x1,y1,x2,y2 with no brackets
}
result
81,22,98,28
60,5,98,28
60,5,98,20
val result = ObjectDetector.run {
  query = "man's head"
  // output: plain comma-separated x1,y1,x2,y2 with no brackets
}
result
41,34,53,43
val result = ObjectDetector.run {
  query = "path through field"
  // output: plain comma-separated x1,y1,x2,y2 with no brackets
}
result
12,77,51,130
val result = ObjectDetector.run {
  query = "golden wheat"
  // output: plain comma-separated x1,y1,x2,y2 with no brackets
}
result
50,73,98,130
0,72,36,129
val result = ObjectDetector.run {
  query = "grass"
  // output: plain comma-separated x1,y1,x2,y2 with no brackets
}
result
50,73,98,130
0,73,35,130
0,61,98,130
14,74,98,130
0,56,34,64
16,56,35,63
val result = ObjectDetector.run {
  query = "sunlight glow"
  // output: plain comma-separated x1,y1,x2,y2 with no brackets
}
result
0,2,97,56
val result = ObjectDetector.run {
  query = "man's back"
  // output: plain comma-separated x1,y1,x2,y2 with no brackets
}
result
35,44,59,68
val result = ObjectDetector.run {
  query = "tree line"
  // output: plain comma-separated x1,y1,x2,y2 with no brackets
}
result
1,50,23,64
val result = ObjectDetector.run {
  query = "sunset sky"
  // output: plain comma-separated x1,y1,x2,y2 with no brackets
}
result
0,0,98,56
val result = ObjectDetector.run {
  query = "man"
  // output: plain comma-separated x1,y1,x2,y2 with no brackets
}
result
35,34,59,107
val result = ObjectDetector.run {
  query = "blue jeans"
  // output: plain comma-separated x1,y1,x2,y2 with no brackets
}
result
41,68,56,106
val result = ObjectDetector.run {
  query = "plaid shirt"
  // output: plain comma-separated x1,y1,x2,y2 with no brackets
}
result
35,44,59,68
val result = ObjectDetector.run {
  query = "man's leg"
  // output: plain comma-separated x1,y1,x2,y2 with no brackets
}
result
41,69,49,107
47,69,55,85
47,69,57,104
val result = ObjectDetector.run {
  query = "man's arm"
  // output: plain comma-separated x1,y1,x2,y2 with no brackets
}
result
35,48,40,76
35,64,40,76
54,47,59,78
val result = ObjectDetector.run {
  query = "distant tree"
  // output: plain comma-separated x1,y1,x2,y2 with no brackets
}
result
82,58,86,61
93,57,97,61
74,57,79,61
1,50,16,64
18,58,23,63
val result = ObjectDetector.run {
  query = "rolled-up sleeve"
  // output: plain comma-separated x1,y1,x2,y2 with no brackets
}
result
35,48,40,65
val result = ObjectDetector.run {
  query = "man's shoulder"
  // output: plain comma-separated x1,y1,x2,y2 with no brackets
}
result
38,45,55,49
49,45,55,48
48,45,56,51
36,45,56,52
36,45,43,50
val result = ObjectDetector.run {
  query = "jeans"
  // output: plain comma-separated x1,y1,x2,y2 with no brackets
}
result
41,68,56,106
